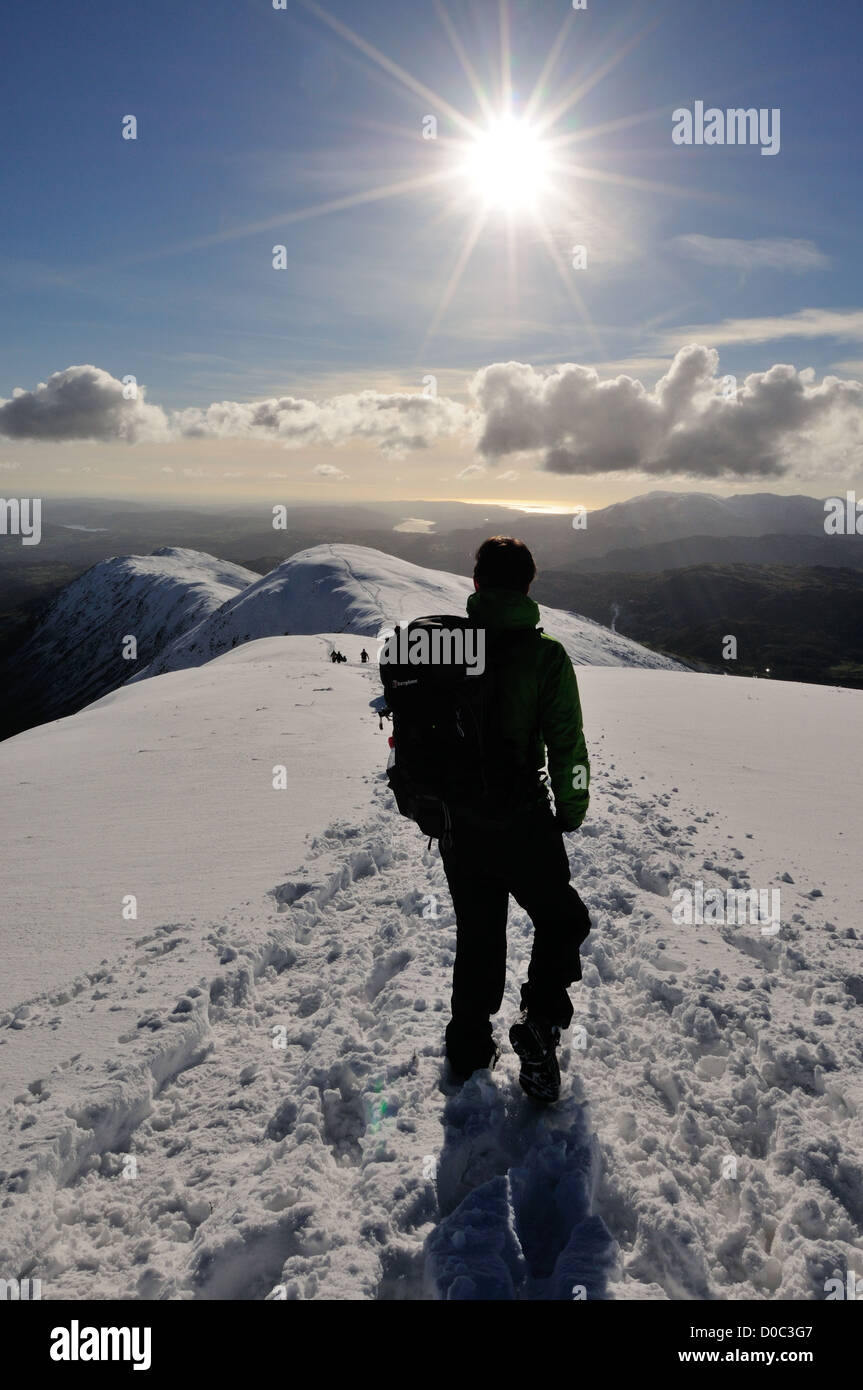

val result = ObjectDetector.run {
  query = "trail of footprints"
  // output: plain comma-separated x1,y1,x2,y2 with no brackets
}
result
24,788,598,1298
26,811,444,1298
30,787,614,1300
13,769,856,1300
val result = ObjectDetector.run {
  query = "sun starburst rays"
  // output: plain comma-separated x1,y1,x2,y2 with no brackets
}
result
270,1,703,356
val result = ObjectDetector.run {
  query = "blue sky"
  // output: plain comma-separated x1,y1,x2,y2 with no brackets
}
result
1,0,862,505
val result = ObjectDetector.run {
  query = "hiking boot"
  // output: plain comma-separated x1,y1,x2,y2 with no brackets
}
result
445,1019,500,1081
509,1013,562,1104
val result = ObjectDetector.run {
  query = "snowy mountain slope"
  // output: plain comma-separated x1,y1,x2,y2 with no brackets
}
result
3,547,259,726
0,634,373,1023
131,543,685,682
1,638,861,1301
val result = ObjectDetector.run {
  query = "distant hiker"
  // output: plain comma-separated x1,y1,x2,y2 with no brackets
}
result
331,650,339,664
360,648,369,663
380,536,591,1103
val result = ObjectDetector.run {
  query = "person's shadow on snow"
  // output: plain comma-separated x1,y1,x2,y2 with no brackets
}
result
424,1063,616,1300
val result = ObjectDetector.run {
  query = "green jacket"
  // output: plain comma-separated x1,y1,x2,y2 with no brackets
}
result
466,587,590,829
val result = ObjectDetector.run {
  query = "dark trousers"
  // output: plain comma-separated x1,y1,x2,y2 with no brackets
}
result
440,800,591,1032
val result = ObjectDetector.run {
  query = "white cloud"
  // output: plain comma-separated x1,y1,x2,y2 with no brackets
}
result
0,366,170,442
672,235,829,273
470,345,863,478
0,365,471,458
173,387,469,457
655,308,863,350
831,360,863,380
5,353,863,482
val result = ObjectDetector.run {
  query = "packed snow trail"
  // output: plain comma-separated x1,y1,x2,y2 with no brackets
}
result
0,791,612,1301
1,638,862,1300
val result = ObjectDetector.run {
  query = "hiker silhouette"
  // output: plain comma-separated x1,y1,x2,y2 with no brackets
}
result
381,535,592,1103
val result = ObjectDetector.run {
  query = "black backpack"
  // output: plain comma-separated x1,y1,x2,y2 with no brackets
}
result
379,614,543,846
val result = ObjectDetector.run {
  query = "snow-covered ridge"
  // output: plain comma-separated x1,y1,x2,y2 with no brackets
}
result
6,546,259,722
132,542,684,681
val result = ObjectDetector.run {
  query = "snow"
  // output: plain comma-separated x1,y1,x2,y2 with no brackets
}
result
132,543,685,681
1,547,861,1301
8,547,259,720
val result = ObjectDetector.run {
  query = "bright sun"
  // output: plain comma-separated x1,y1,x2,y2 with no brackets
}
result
462,117,552,211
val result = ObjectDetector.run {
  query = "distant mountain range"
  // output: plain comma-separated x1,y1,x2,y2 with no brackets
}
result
570,531,863,573
534,563,863,687
5,490,860,580
554,492,863,572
